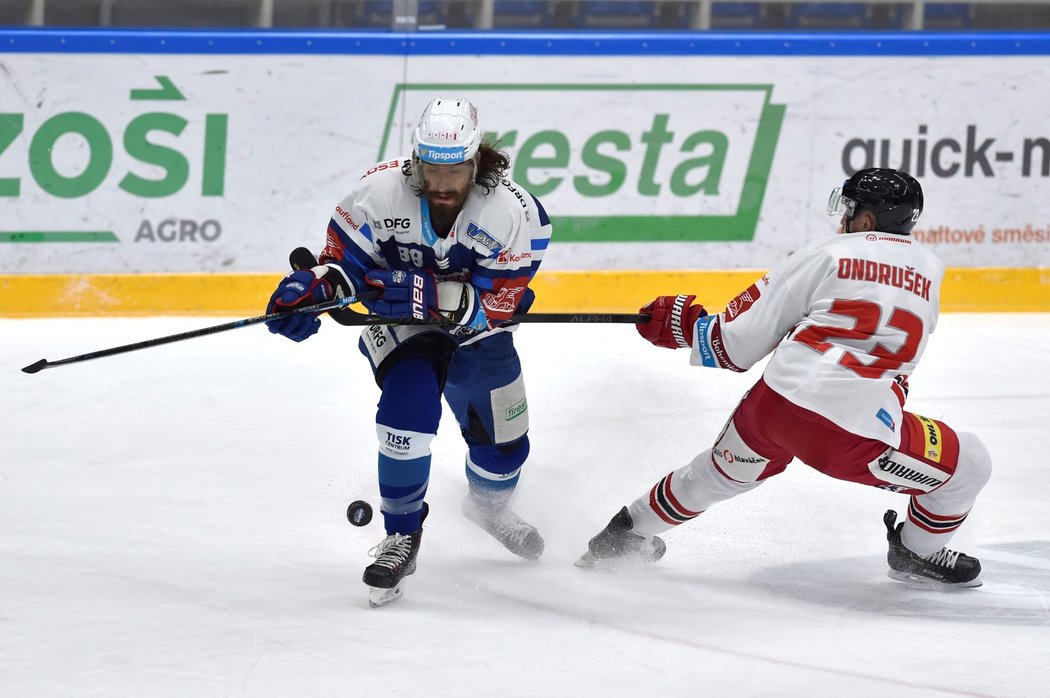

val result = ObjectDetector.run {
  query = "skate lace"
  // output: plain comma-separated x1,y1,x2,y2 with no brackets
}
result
924,548,961,569
367,533,413,570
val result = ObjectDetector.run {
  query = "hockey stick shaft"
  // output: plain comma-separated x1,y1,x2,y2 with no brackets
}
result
508,312,647,324
323,309,648,326
20,295,364,374
286,247,649,327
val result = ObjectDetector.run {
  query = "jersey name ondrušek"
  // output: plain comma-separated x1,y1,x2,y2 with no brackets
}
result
691,232,944,447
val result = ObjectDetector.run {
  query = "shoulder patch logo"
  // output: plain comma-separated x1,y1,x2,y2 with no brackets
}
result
465,221,502,252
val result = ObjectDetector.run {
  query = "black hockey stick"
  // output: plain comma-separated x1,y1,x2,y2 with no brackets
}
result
309,307,647,327
287,247,649,328
22,251,649,374
20,294,367,374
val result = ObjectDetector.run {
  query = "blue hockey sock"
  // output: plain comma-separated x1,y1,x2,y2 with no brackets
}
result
377,357,441,534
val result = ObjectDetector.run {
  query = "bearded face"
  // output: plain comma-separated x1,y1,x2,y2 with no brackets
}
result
420,160,474,218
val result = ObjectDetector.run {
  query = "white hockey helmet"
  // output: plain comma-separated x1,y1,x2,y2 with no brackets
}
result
411,98,482,165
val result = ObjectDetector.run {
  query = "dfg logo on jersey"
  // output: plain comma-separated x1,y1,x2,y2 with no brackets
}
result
383,218,410,230
381,83,786,242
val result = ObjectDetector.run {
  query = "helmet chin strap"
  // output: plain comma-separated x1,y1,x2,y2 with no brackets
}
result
844,208,870,234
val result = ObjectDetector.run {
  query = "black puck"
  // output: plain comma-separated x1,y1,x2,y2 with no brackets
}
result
346,500,373,527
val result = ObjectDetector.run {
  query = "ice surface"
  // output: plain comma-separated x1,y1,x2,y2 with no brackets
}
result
2,314,1048,697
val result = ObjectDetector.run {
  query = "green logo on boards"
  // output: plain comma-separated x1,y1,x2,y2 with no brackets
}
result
0,76,227,244
380,83,786,242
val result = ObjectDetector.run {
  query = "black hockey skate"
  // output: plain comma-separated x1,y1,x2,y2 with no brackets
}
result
884,510,982,588
461,494,544,561
363,504,428,607
575,506,666,568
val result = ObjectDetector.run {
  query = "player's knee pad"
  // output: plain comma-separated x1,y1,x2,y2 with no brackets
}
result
954,431,993,492
448,365,529,447
465,436,530,493
376,356,441,434
900,432,991,550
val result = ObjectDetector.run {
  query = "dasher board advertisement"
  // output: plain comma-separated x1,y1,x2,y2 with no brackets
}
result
1,31,1048,275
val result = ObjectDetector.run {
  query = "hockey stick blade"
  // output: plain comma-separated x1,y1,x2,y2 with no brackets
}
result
21,359,49,374
289,246,319,271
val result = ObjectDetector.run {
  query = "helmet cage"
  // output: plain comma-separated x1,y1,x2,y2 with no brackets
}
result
408,152,478,194
827,185,857,219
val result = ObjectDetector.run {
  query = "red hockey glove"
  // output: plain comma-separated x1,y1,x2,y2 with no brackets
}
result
636,295,707,349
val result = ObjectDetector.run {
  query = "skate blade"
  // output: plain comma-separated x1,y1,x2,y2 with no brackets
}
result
573,551,660,570
887,569,983,589
368,584,404,608
574,551,598,568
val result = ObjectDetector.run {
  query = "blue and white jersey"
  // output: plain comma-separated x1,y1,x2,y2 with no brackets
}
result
319,156,552,340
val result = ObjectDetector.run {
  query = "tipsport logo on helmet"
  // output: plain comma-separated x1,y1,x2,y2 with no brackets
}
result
381,84,786,243
418,145,469,164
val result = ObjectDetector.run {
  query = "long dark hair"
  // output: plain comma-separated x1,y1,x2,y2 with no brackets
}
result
474,142,511,193
402,141,510,195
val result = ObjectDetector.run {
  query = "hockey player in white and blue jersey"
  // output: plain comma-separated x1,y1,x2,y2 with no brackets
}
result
264,98,553,607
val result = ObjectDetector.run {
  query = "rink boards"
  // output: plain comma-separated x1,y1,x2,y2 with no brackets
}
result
1,30,1048,314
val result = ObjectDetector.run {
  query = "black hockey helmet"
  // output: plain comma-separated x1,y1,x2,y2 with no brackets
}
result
827,168,923,235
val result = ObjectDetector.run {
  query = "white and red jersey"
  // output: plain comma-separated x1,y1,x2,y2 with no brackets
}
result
318,156,552,333
690,231,944,448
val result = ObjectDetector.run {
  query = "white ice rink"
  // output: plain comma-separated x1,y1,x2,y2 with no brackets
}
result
2,313,1049,697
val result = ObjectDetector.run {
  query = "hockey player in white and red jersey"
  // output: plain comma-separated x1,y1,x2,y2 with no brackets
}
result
578,168,992,588
264,98,553,606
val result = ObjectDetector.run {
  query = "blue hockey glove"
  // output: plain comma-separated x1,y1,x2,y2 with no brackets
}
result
364,269,438,321
265,269,334,342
